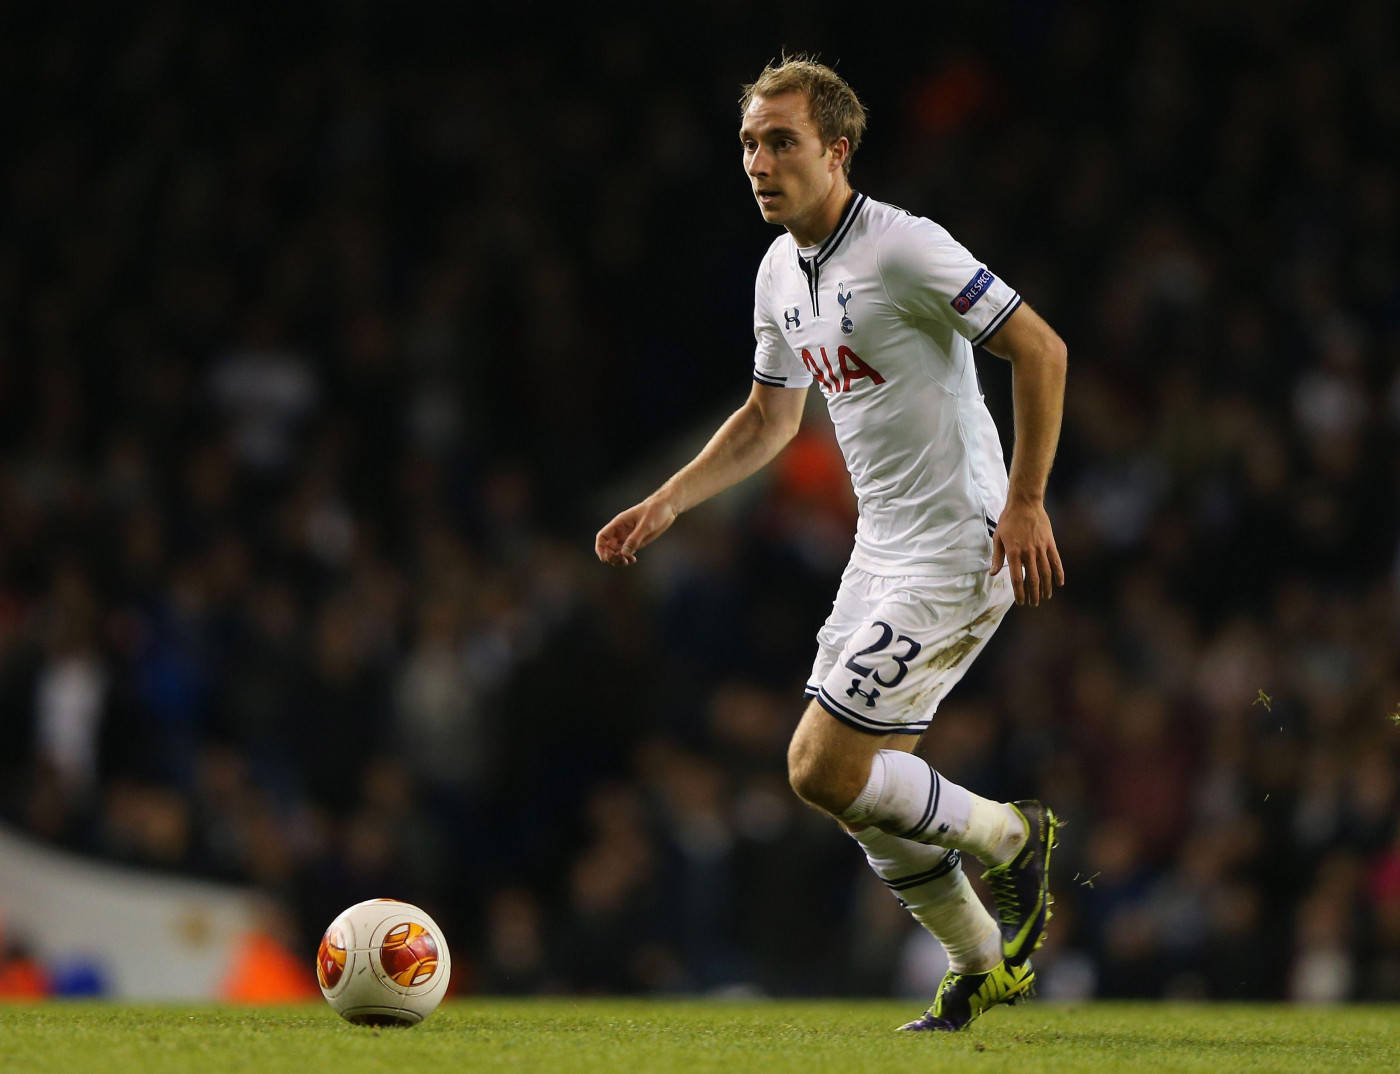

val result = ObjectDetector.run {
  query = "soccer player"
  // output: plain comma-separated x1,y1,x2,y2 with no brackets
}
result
595,57,1067,1031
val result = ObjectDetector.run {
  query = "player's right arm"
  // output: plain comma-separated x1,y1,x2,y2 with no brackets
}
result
595,381,807,566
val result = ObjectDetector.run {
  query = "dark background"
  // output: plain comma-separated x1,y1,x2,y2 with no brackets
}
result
1,1,1398,1001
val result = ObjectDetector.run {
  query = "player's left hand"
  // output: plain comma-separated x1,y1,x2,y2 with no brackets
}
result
990,499,1064,607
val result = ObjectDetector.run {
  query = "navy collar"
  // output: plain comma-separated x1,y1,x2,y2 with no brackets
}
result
805,191,866,268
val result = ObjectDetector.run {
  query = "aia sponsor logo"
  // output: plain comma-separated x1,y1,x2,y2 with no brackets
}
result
801,346,886,395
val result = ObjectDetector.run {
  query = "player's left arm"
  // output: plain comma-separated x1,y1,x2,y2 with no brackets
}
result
981,302,1067,607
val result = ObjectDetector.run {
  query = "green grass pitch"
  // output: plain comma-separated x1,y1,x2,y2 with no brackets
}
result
2,999,1396,1074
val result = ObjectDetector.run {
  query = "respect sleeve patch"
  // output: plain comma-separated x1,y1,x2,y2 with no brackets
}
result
951,267,994,314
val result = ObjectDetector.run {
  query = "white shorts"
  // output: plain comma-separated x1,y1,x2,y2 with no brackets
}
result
804,565,1015,736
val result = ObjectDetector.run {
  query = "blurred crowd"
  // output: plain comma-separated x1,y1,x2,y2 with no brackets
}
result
2,2,1398,1003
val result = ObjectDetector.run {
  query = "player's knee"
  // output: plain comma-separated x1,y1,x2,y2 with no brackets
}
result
786,738,867,816
786,754,822,809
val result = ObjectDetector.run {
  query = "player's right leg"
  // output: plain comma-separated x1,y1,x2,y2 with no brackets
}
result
790,566,1057,970
897,959,1036,1032
788,706,1057,971
844,740,1002,979
788,701,1040,1030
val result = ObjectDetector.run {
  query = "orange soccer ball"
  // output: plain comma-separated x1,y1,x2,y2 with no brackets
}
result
315,899,451,1026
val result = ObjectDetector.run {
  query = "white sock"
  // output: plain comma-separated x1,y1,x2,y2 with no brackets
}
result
852,827,1001,973
840,750,1027,866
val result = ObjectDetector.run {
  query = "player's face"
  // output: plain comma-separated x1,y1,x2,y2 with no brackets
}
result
740,92,847,244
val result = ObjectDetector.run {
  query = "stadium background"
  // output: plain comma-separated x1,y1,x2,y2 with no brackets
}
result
1,0,1397,1003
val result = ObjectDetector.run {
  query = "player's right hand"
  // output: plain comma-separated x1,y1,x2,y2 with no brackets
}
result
594,498,678,566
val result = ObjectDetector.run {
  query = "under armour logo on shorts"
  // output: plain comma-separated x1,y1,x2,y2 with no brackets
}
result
846,679,880,707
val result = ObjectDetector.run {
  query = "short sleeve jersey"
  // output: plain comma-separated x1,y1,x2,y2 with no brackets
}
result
752,194,1021,577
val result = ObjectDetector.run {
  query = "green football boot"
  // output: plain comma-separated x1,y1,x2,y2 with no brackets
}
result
897,958,1036,1032
982,800,1058,967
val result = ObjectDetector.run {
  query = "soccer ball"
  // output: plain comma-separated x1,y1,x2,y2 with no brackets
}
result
316,898,451,1026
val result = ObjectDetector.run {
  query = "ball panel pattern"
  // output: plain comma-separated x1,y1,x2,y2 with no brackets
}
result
379,921,440,986
317,925,347,989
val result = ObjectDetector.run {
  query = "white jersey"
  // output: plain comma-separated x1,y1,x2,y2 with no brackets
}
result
752,193,1022,577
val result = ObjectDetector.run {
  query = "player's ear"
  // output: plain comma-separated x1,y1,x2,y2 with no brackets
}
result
827,136,850,173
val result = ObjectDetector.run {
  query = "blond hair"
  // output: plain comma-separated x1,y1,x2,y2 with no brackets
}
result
740,55,867,176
